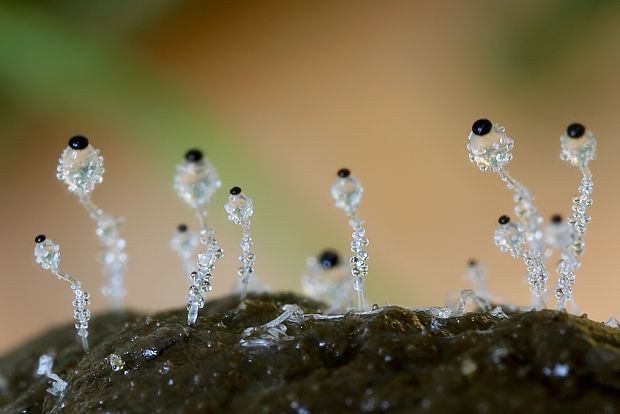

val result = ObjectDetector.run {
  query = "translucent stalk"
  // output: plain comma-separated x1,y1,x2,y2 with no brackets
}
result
498,169,544,255
78,193,127,310
187,208,222,325
520,250,547,310
348,215,369,311
555,166,593,309
237,221,254,308
50,270,91,353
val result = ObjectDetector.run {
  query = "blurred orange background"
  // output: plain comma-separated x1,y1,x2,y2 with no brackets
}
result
2,0,620,353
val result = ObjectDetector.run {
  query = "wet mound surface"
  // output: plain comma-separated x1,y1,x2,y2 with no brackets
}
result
2,292,620,413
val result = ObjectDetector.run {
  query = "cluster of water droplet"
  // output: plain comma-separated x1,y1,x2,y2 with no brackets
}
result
72,284,91,352
56,136,104,194
554,124,596,309
494,216,549,308
331,169,369,310
36,354,67,397
468,119,544,255
57,136,127,309
466,120,514,173
173,150,224,325
34,235,91,352
108,353,125,372
95,213,127,308
493,216,525,258
225,188,256,307
34,237,61,272
467,120,602,310
186,229,224,324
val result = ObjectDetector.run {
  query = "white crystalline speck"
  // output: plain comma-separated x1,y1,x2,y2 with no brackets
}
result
174,159,221,209
331,176,363,214
467,125,514,172
560,131,597,168
57,144,105,194
225,194,254,225
34,239,61,271
605,316,619,328
494,222,525,257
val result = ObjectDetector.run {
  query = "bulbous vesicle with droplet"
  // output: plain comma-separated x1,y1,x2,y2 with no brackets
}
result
57,137,105,195
555,123,597,310
560,123,597,168
108,354,125,372
494,216,525,258
301,249,353,311
544,214,574,252
330,168,369,311
226,187,259,307
56,137,127,309
331,174,363,214
34,236,61,271
225,188,254,225
493,216,549,308
33,236,91,352
174,150,222,209
467,120,514,172
173,149,224,325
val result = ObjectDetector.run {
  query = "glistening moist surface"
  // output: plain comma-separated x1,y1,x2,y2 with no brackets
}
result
1,292,620,413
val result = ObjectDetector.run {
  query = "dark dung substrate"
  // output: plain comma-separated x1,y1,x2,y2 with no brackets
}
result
1,292,620,413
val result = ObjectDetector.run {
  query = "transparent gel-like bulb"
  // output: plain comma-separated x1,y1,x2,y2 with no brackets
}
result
56,140,104,195
34,235,91,352
56,136,127,309
330,168,370,311
555,123,596,310
174,156,221,209
301,249,353,312
226,187,260,307
467,120,514,173
560,124,597,168
224,192,254,225
34,238,61,272
170,224,199,276
544,215,574,253
331,174,363,215
108,354,125,372
494,218,525,257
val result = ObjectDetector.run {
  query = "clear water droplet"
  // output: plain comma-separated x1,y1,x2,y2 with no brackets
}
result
109,353,125,371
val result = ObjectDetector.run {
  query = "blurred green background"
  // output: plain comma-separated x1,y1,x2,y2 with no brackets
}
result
2,0,620,352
